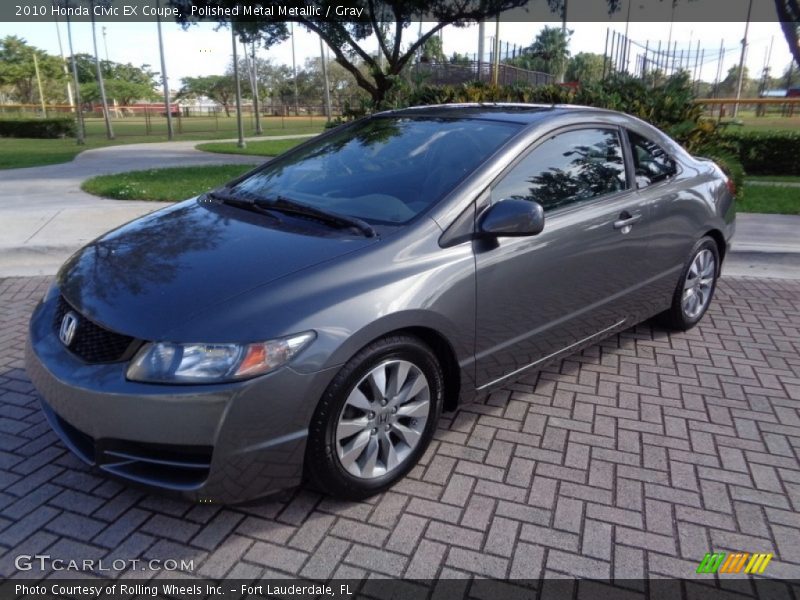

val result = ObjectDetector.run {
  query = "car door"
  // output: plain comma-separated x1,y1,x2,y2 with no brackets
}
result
474,125,652,389
624,128,695,290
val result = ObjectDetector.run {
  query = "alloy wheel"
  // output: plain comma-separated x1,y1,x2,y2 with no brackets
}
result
335,359,430,479
681,248,716,319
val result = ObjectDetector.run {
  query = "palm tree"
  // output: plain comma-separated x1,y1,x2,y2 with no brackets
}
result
508,26,571,83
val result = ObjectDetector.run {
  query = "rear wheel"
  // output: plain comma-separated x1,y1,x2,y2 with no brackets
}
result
306,334,443,499
656,236,720,331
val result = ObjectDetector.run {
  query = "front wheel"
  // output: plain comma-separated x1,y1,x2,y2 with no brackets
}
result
305,334,443,499
656,236,720,331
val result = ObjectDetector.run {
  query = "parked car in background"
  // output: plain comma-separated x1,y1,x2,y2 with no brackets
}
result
26,104,735,502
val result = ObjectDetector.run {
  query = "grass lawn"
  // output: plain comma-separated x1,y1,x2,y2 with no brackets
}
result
714,112,800,133
196,137,311,156
0,116,325,170
81,164,255,202
745,175,800,184
739,184,800,215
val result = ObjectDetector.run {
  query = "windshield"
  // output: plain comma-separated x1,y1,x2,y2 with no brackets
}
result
232,117,522,225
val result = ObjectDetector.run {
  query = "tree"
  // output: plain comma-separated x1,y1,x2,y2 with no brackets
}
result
81,79,157,105
67,53,157,104
449,52,472,66
506,26,571,82
783,63,799,88
565,52,605,85
420,36,446,63
177,75,239,116
0,36,66,104
174,0,532,105
296,56,367,108
717,66,757,98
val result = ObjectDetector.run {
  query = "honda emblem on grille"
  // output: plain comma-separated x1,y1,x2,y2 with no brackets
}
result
59,311,79,347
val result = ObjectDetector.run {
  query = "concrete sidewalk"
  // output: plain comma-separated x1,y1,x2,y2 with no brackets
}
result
0,138,798,278
0,136,313,277
724,213,800,280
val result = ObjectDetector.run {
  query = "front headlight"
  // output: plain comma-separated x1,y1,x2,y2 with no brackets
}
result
126,331,315,384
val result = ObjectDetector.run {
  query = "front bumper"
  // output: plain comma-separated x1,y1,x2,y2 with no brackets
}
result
26,295,337,504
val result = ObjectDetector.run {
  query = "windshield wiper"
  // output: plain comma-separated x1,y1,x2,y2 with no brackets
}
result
254,195,376,238
206,190,280,221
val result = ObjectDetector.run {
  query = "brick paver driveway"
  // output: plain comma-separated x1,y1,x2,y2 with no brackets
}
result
1,276,798,581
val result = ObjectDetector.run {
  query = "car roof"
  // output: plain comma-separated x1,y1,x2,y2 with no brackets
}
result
377,103,617,124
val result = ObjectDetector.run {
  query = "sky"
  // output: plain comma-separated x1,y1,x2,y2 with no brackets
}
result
0,17,793,90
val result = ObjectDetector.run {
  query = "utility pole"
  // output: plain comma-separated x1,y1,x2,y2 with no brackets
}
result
54,16,75,109
231,24,246,149
156,0,173,139
90,0,114,139
65,10,85,144
319,36,332,121
733,0,754,117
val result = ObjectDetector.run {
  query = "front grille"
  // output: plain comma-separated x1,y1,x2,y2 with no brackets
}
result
53,295,138,363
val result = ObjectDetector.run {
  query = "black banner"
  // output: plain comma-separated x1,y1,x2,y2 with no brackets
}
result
0,0,789,24
3,579,800,600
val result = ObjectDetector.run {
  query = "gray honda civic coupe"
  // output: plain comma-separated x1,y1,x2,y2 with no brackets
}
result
26,104,735,502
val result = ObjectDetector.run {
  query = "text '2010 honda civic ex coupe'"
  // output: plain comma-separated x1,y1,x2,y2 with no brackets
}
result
26,104,735,503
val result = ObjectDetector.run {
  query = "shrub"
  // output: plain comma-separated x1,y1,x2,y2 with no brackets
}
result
0,117,76,139
694,145,746,199
722,130,800,176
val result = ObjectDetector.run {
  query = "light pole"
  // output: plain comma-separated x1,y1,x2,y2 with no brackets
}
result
319,36,331,121
64,7,85,144
623,0,633,73
90,0,114,139
231,24,246,149
156,0,174,140
54,14,75,109
32,52,47,117
733,0,754,118
478,21,485,81
102,26,109,63
492,14,500,85
290,22,299,116
251,41,263,134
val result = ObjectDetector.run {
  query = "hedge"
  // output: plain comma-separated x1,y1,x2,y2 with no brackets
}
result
0,117,76,139
723,130,800,176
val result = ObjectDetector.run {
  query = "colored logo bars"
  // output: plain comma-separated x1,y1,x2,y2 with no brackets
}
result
696,552,773,575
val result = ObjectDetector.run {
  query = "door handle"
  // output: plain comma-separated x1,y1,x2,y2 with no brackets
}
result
613,212,642,230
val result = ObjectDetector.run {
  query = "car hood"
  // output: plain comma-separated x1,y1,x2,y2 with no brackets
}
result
58,198,378,341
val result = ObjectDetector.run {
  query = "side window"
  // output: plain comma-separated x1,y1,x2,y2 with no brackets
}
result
491,128,627,212
627,130,677,188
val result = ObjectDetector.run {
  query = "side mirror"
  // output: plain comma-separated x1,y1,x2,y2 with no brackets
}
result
478,199,545,238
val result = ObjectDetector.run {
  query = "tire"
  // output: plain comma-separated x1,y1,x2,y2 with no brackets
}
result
655,236,720,331
305,334,444,499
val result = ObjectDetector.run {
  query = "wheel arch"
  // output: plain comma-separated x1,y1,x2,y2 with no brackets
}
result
323,315,466,414
703,228,727,263
394,326,461,413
